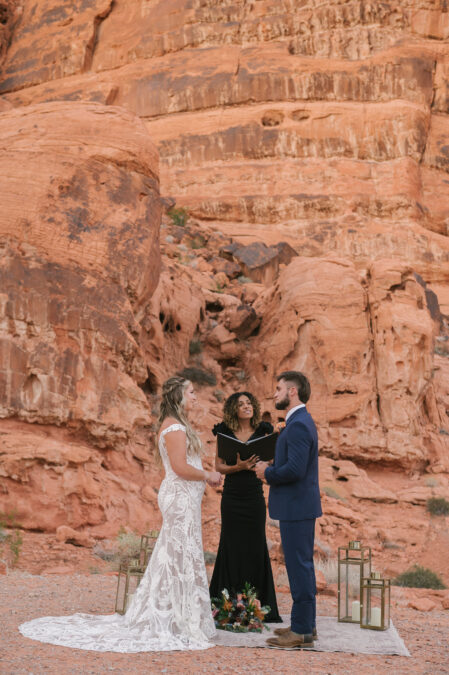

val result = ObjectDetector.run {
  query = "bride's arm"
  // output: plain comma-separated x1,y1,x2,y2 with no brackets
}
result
164,430,219,483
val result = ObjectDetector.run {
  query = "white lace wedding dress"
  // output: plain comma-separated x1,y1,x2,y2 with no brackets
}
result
19,423,216,652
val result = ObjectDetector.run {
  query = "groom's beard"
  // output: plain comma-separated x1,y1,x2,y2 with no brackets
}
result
275,395,290,410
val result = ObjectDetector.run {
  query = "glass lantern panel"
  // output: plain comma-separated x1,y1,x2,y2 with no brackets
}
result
384,583,390,628
125,571,143,612
338,547,371,623
115,568,128,615
338,560,362,622
362,581,388,630
139,544,149,567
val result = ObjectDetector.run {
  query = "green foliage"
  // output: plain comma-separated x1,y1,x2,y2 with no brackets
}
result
211,582,270,633
322,485,343,500
0,511,19,529
8,530,22,566
211,281,225,294
115,529,141,566
178,367,217,386
0,511,23,567
189,339,203,355
426,497,449,516
168,207,188,227
188,235,206,250
204,551,217,565
393,565,446,590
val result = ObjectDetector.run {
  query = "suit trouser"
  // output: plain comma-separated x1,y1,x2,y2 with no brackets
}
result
279,518,316,634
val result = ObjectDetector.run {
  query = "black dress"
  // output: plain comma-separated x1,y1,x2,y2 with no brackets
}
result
209,421,282,622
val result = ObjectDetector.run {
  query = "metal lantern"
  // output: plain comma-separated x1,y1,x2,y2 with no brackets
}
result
115,558,145,615
139,529,159,567
337,540,371,623
361,572,391,631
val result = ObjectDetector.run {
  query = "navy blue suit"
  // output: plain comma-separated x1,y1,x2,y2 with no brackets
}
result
265,406,322,634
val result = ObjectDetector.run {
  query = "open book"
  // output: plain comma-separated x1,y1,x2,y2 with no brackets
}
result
217,432,278,464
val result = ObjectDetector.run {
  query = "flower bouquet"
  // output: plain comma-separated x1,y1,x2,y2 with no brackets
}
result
211,582,271,633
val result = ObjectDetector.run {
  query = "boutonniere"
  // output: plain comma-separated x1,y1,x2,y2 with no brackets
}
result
275,421,286,433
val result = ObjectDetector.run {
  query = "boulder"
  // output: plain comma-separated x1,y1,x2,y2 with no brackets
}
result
407,597,437,612
232,242,279,286
56,526,94,548
225,304,261,339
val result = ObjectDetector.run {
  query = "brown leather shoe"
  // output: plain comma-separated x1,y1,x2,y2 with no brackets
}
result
266,630,314,649
274,625,317,638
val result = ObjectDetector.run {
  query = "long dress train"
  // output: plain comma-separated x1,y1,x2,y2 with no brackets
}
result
19,423,215,652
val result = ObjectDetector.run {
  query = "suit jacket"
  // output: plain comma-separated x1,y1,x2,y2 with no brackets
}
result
265,406,322,521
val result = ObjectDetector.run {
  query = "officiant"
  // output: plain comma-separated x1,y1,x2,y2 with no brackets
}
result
209,392,282,623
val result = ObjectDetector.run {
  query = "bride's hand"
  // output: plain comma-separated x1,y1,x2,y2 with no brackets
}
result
236,453,259,471
204,470,222,487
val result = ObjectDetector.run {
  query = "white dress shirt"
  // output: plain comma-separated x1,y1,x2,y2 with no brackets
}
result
285,403,305,422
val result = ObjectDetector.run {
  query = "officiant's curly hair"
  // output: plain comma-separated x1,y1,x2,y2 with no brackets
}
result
222,391,261,432
156,376,203,460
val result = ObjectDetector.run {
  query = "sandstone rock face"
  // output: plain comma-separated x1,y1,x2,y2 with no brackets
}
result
0,1,448,542
0,101,161,532
247,257,447,471
0,102,160,448
0,423,162,537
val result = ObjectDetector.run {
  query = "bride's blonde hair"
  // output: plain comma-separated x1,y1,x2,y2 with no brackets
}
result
156,376,203,460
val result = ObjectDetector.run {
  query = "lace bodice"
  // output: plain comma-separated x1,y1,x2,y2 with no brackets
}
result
19,423,215,652
159,423,204,478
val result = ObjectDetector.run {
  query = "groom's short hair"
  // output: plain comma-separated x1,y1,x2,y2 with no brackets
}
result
277,371,311,403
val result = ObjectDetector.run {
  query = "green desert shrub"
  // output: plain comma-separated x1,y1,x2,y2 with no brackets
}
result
426,497,449,516
189,339,202,355
178,367,217,386
204,551,217,565
393,565,446,590
322,485,343,501
0,511,23,566
168,207,188,227
115,529,141,565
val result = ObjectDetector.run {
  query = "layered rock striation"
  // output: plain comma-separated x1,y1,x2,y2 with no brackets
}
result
0,1,448,536
0,101,161,532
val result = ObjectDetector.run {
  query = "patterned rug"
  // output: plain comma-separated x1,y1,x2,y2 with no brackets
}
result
213,615,410,655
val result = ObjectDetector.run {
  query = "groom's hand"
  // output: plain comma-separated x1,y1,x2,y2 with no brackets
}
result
255,461,268,481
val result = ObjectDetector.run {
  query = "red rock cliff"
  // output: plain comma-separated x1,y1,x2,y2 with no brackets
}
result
0,1,448,538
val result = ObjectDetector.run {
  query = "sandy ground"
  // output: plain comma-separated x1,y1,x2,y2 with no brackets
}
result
1,572,448,675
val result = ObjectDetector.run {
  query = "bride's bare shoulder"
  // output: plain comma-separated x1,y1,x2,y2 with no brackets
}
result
159,417,185,434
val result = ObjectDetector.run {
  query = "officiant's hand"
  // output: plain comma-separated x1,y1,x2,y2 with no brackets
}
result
236,453,259,471
205,470,222,487
255,460,269,481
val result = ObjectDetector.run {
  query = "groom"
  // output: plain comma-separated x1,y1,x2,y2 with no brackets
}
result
255,370,322,649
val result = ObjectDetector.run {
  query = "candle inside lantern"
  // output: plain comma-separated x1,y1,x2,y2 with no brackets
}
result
126,593,135,610
351,600,360,621
370,607,381,627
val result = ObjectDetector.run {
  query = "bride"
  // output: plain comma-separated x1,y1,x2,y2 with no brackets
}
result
19,376,222,652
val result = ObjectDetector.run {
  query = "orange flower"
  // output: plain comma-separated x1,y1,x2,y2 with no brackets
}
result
223,600,232,611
